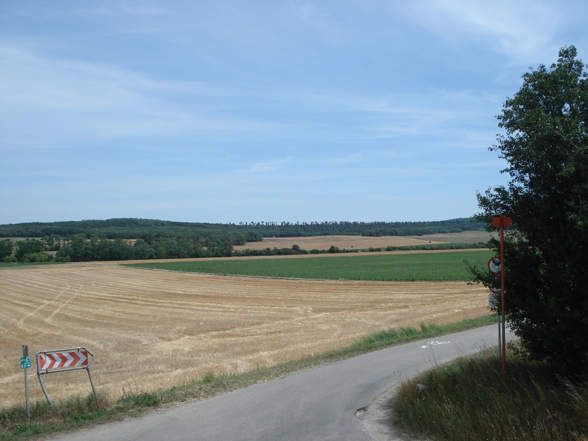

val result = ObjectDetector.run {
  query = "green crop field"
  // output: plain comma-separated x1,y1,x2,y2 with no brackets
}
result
126,250,493,282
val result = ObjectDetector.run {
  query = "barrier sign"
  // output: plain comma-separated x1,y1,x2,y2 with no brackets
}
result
36,347,96,405
38,350,90,371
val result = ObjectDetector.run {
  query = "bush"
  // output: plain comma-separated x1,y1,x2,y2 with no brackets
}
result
21,252,51,263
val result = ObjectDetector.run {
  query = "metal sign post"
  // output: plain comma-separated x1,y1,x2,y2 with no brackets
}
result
21,345,31,423
36,347,96,405
488,257,502,358
492,213,511,376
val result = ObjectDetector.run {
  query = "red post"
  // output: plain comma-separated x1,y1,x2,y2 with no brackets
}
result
499,215,506,376
492,214,511,376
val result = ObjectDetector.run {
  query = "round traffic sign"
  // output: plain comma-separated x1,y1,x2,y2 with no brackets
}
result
488,284,502,294
488,276,502,294
488,257,501,274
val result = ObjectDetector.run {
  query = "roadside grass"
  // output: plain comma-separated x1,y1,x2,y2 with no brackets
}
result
126,250,493,281
392,346,588,441
0,262,64,268
0,315,494,440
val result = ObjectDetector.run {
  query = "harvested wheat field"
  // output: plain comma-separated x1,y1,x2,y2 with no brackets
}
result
232,234,445,251
0,263,489,409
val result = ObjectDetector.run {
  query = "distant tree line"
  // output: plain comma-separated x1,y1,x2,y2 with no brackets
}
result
0,217,487,263
1,234,235,263
0,217,484,239
1,236,490,263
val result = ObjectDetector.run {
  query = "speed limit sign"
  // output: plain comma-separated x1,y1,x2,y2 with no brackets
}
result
488,257,501,274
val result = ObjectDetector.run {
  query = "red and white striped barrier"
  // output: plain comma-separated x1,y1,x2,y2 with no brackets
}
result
38,350,90,370
36,347,96,405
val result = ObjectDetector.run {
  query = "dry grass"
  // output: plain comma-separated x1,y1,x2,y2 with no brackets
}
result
392,349,588,441
416,230,496,244
0,263,488,409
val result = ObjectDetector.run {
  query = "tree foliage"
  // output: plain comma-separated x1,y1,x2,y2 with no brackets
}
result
0,240,12,259
14,239,45,261
0,217,484,239
475,46,588,375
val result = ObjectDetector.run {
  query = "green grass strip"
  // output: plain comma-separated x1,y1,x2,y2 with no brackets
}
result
126,250,492,282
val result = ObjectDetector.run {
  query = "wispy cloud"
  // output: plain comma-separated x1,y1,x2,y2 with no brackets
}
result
250,157,293,173
0,44,288,148
325,154,364,166
403,0,564,62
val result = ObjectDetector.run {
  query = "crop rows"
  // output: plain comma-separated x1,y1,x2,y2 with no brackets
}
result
127,250,492,282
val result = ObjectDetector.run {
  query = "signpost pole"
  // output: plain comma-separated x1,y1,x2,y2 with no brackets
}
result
22,345,30,423
492,213,511,377
496,296,502,359
498,306,502,359
500,214,507,376
487,258,502,360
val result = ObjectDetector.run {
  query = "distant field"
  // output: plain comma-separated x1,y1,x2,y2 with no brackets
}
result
231,231,493,251
128,250,492,282
232,235,444,251
416,230,495,244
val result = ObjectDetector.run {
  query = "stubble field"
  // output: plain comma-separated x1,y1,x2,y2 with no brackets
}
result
0,253,490,409
232,231,494,251
232,234,444,250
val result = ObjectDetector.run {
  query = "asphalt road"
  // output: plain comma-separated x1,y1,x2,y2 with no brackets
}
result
48,324,513,441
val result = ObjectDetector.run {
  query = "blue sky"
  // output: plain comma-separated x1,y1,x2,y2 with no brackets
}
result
1,1,587,225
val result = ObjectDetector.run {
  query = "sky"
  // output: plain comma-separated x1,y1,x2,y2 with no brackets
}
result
1,1,587,225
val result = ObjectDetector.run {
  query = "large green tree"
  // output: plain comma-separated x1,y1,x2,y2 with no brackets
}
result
476,46,588,376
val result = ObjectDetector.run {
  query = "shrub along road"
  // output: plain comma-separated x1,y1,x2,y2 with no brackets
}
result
47,325,514,441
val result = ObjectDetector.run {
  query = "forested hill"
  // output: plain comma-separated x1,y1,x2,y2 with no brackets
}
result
0,217,484,239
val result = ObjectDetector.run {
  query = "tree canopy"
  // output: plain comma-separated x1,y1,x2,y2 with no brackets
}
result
0,217,483,239
475,46,588,375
